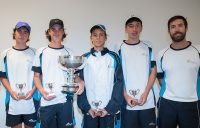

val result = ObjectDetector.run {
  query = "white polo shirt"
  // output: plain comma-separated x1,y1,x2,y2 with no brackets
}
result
32,45,73,107
157,42,200,102
120,40,156,110
0,47,36,115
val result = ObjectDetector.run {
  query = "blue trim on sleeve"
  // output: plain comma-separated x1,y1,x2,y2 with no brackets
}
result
118,49,126,89
159,73,166,97
84,53,91,58
32,81,41,101
108,53,117,71
115,113,121,128
148,47,157,106
148,47,152,75
5,91,10,105
36,122,40,128
4,56,10,105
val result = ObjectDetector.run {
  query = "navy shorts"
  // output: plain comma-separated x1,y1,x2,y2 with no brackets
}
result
6,99,39,127
83,114,115,128
157,97,199,128
122,108,156,128
39,100,74,128
6,112,37,127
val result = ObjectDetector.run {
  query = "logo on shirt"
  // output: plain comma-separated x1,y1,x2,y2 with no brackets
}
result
187,60,197,65
148,122,156,126
29,119,36,123
26,59,33,64
141,52,148,57
66,122,73,126
108,65,114,68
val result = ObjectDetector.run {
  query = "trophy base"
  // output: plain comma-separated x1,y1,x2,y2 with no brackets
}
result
131,99,140,105
18,92,25,96
95,111,103,116
62,84,79,94
18,93,26,100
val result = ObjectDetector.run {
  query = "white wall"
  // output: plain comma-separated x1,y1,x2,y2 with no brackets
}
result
0,0,200,127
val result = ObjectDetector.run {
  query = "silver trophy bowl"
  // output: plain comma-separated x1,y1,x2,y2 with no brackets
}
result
58,55,85,94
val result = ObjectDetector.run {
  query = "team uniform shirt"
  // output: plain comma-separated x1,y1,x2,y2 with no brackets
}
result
32,45,72,107
119,40,156,110
77,48,124,115
0,47,36,115
157,42,200,102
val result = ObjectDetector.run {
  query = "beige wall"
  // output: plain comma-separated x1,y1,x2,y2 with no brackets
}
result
0,0,200,127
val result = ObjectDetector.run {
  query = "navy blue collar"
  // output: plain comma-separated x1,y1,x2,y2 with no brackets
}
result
91,47,109,56
123,40,140,45
12,46,29,51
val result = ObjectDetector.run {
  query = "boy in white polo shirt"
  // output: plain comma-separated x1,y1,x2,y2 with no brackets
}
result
0,22,38,128
32,19,84,128
119,17,157,128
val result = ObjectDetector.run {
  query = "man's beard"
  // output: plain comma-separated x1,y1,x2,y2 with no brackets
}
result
170,32,186,42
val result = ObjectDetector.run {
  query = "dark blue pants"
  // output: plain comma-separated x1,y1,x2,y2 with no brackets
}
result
83,114,116,128
39,100,74,128
158,97,199,128
122,108,156,128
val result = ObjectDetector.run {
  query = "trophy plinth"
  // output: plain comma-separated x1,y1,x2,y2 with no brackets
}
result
62,83,79,94
58,55,85,94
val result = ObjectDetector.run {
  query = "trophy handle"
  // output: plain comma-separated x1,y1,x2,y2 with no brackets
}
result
58,61,70,72
76,59,85,70
136,89,140,94
129,90,132,95
92,101,95,106
23,83,26,88
99,101,102,105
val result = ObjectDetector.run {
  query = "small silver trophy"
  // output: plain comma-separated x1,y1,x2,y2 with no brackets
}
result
129,89,140,103
16,83,26,98
45,83,56,97
58,55,85,94
92,100,102,116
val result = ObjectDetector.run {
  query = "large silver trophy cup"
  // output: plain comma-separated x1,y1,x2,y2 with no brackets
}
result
58,55,85,94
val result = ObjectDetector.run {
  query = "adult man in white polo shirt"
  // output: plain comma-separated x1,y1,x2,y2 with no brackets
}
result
157,15,200,128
